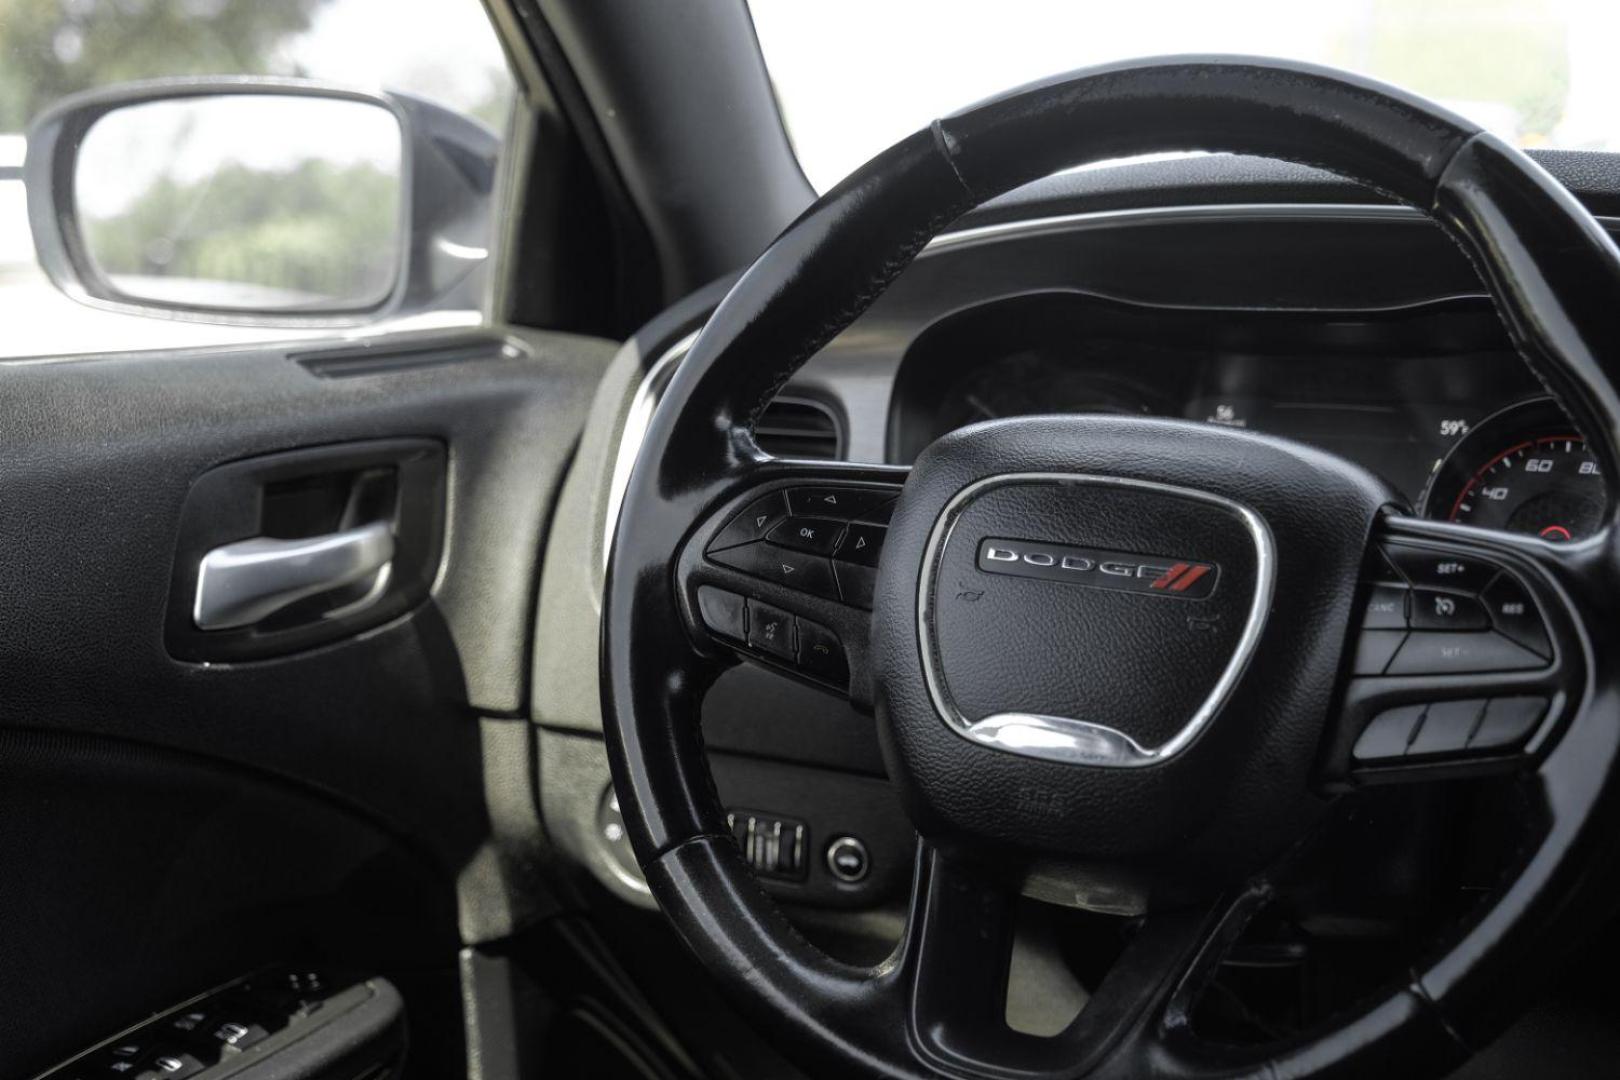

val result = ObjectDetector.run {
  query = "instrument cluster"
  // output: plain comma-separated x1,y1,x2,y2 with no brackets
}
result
885,296,1609,541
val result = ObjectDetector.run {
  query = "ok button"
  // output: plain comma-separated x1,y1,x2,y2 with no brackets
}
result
766,515,844,556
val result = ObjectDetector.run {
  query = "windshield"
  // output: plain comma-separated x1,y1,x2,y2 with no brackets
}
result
748,0,1620,191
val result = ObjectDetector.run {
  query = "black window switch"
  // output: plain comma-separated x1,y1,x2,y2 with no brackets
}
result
132,1049,206,1079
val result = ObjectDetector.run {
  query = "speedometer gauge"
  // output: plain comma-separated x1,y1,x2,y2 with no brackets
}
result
1421,398,1607,541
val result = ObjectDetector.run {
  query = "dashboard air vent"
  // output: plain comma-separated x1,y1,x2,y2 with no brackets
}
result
754,397,843,460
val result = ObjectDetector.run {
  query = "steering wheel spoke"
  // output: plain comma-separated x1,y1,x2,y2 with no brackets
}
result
1321,513,1602,786
896,844,1273,1079
676,461,908,709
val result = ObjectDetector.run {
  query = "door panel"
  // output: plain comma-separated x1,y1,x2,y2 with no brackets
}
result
0,326,612,1076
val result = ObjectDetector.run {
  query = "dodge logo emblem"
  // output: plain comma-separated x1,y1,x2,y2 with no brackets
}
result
977,538,1219,599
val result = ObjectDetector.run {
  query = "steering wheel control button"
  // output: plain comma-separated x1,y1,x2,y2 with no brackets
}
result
1407,698,1488,757
1469,696,1549,751
1361,584,1409,629
708,491,788,552
786,487,893,521
710,542,840,599
766,515,844,555
746,600,796,661
795,617,848,685
1380,543,1497,593
1352,630,1407,675
833,522,886,568
1353,704,1426,761
1386,630,1545,676
1480,572,1552,658
696,586,747,642
825,836,870,883
1409,588,1490,631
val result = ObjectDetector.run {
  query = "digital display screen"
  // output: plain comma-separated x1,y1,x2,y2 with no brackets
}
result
1182,396,1492,502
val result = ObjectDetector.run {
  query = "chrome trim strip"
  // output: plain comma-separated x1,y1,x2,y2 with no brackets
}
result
916,473,1276,768
924,202,1620,256
601,330,698,574
920,202,1433,254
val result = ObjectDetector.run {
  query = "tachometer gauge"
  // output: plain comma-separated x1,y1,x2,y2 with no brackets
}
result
1421,398,1607,541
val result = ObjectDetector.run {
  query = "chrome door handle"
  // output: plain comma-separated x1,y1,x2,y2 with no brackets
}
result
194,521,395,631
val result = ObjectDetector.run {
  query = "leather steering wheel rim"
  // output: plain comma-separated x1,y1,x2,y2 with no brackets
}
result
603,56,1620,1079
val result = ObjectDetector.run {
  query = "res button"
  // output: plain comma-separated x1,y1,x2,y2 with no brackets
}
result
1480,572,1552,658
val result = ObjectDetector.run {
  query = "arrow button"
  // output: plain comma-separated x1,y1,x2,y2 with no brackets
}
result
833,522,886,568
708,491,789,552
708,541,840,600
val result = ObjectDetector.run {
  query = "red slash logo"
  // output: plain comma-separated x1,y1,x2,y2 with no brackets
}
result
1149,562,1213,593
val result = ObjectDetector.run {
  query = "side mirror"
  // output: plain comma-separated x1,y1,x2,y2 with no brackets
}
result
24,78,499,325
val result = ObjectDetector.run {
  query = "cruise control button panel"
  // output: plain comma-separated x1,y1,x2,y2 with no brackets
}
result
1339,534,1571,779
1349,542,1554,677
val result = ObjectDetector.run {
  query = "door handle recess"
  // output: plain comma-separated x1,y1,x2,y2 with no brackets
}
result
194,521,395,631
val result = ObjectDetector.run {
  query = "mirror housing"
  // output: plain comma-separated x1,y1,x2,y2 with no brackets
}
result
24,77,499,326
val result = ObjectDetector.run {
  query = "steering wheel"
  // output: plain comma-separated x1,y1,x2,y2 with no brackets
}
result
602,57,1620,1078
